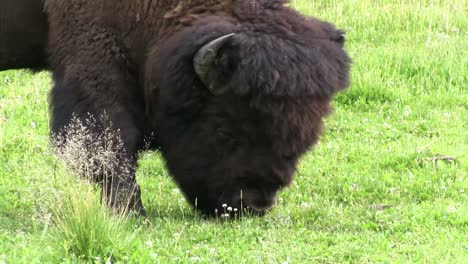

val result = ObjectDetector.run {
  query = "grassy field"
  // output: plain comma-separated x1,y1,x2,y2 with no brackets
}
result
0,0,467,263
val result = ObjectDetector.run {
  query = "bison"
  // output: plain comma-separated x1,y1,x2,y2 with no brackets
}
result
1,0,350,217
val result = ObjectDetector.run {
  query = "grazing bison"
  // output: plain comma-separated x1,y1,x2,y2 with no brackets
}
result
3,0,351,217
0,0,49,71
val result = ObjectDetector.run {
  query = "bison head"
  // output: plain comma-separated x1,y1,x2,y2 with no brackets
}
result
149,3,350,217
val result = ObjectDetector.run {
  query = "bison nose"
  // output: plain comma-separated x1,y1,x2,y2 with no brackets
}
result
249,197,276,212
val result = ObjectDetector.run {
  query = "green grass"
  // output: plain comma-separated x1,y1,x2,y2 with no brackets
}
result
50,178,138,262
1,0,467,263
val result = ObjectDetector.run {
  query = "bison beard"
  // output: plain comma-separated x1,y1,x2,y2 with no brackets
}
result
41,0,351,217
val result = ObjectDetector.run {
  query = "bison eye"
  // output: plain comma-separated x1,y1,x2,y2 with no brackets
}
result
217,129,233,139
282,153,297,162
217,129,238,147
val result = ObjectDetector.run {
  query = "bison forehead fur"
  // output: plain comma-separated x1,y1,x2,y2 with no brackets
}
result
43,0,350,217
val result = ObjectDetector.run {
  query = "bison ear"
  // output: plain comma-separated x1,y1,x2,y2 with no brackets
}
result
193,33,236,95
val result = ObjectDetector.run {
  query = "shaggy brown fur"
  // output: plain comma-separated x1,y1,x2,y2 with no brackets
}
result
43,0,350,216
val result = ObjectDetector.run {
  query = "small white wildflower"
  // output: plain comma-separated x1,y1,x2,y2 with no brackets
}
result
447,206,457,213
301,202,310,209
174,232,180,237
227,207,232,211
150,252,158,259
31,121,37,128
233,208,238,212
460,189,464,193
190,256,201,262
145,240,154,247
222,204,227,208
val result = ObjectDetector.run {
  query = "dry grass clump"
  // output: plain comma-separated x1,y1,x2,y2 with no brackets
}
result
51,114,140,214
52,114,129,183
49,114,139,261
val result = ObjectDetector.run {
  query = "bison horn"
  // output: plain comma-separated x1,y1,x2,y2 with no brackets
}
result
193,33,236,95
